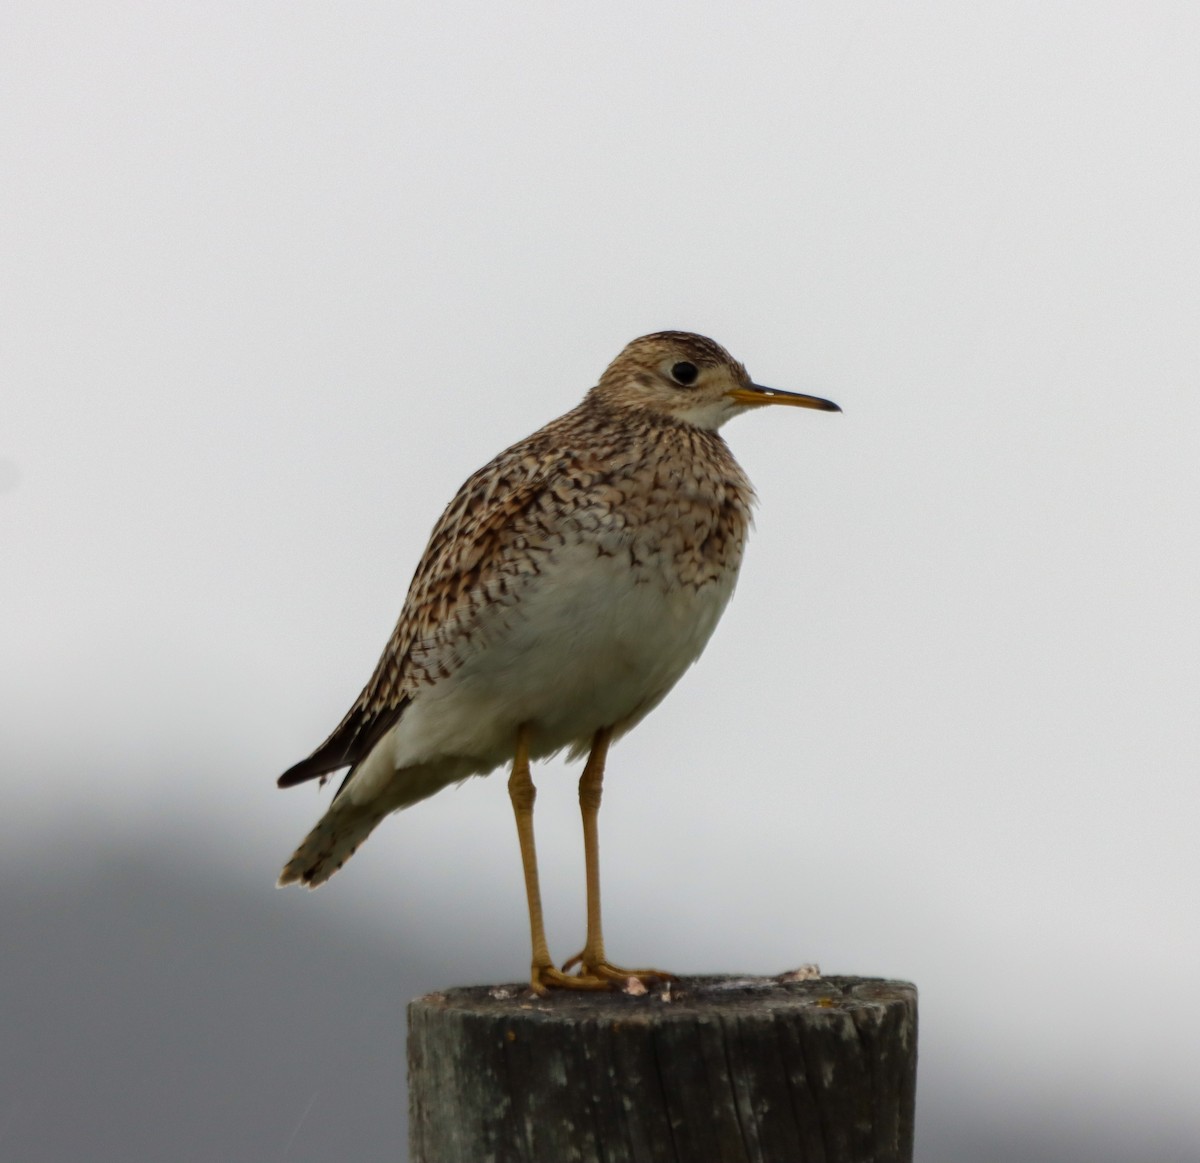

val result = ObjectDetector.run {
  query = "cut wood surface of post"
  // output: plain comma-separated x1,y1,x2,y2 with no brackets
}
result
408,974,917,1163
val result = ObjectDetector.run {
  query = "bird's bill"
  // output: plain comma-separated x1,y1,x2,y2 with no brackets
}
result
727,384,842,412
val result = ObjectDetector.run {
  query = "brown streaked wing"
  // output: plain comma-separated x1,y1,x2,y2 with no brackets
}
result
276,454,555,791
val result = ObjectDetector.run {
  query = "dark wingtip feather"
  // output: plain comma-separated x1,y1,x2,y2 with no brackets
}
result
275,697,409,791
277,754,342,789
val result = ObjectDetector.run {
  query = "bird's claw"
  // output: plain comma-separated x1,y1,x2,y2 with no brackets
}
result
529,964,610,994
558,949,675,988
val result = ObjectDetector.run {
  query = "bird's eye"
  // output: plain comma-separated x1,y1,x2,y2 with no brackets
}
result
670,361,699,386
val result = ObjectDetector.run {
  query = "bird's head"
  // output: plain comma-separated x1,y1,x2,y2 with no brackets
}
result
591,331,840,431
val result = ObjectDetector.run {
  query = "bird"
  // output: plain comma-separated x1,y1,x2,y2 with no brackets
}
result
276,331,840,993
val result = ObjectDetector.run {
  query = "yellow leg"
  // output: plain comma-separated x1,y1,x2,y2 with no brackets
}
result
507,724,607,994
561,727,673,986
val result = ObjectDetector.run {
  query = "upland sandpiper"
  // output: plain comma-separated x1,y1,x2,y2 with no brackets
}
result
277,331,840,993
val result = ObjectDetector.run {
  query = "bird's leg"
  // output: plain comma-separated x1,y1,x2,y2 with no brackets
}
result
561,727,673,986
507,723,607,994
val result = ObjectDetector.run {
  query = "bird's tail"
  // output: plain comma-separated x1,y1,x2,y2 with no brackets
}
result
277,799,386,889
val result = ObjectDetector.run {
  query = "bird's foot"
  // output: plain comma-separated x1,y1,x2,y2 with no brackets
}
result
528,962,611,994
560,948,675,989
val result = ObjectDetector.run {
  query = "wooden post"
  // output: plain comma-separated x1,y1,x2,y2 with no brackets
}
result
408,974,917,1163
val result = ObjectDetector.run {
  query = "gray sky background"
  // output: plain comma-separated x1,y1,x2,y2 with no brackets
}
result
3,3,1198,1159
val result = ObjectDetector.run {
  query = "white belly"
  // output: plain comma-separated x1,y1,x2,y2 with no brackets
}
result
388,537,739,776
